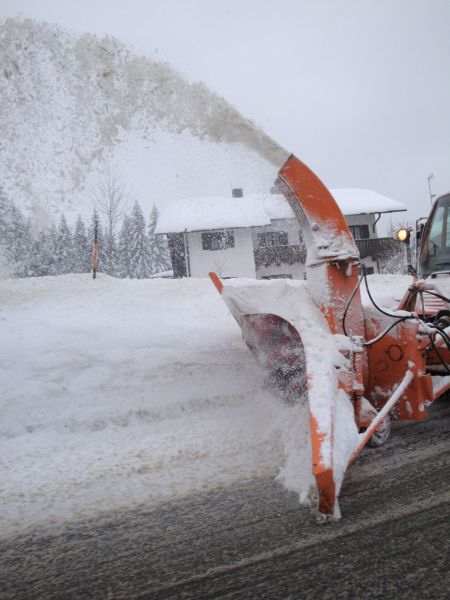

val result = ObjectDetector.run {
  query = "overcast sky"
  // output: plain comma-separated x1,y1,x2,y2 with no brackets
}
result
2,0,450,225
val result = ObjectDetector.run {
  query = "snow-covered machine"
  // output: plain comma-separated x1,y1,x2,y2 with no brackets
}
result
210,155,450,521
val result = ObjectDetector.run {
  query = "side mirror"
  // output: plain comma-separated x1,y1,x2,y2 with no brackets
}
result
415,218,427,246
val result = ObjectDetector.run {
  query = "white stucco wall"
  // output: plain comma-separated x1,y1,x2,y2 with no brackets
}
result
187,229,256,278
359,256,379,273
345,214,377,237
252,218,306,279
256,261,306,279
184,214,380,279
250,218,303,246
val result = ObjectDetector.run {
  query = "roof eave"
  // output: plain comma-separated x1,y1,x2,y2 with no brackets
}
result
157,208,407,233
343,208,407,216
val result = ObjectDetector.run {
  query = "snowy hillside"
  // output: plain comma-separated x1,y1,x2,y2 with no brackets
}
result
0,274,313,538
0,18,286,223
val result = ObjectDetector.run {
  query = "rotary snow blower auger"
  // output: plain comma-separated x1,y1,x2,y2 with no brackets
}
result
210,154,450,522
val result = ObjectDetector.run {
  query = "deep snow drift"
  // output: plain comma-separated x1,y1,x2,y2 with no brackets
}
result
0,274,313,538
0,273,411,538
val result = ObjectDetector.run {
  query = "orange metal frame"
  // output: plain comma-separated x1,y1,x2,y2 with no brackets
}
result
209,154,447,521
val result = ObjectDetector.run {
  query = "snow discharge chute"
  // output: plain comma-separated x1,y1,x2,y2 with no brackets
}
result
210,154,450,522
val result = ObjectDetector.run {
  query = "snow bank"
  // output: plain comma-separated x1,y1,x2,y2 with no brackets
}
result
0,274,311,538
0,272,411,537
360,273,413,310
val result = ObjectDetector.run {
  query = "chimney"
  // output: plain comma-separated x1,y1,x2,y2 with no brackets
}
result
232,188,243,198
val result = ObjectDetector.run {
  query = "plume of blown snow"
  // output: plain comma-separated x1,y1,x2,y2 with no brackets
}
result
0,18,288,215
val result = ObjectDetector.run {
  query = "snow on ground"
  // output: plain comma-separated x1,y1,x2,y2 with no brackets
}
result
0,272,411,538
0,274,313,539
360,273,413,310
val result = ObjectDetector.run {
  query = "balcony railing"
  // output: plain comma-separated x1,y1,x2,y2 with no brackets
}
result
254,238,401,268
254,244,306,268
355,237,402,259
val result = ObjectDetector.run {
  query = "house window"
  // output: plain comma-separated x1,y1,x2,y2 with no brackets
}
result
349,225,370,240
201,230,235,251
257,231,288,247
262,274,292,280
366,266,375,275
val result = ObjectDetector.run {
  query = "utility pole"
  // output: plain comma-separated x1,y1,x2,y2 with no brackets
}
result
427,173,436,206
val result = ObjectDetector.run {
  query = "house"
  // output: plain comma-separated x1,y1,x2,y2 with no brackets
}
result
155,188,406,279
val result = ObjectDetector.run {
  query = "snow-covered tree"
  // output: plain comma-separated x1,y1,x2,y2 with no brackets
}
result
0,185,10,229
147,204,171,275
28,230,49,277
103,229,119,276
0,185,12,276
89,209,105,274
129,201,150,278
46,222,60,276
55,214,74,274
3,203,33,277
117,214,132,278
73,215,91,273
92,168,129,276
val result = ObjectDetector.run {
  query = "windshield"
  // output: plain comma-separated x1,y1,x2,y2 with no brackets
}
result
419,194,450,277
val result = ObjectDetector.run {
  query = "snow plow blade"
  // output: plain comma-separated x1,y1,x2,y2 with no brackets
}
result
209,274,360,521
209,155,367,520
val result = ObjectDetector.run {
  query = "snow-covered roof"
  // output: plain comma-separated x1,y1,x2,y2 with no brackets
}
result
155,194,293,234
330,188,406,216
155,189,406,234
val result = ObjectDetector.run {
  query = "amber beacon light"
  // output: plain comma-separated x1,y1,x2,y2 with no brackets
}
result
396,227,410,242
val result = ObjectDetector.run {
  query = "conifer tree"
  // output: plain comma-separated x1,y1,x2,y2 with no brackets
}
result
117,214,132,278
55,214,74,274
147,204,171,275
28,230,48,277
103,228,119,276
89,209,105,274
0,185,12,276
73,215,90,273
6,204,32,277
129,201,150,278
46,222,60,276
0,185,10,232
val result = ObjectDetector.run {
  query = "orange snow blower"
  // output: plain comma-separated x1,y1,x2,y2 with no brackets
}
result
210,154,450,521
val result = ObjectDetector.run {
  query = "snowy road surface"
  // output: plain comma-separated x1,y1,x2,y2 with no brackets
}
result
0,274,313,538
0,273,449,598
1,397,449,599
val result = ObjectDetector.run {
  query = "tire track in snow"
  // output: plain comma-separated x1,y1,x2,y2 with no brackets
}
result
0,397,449,599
